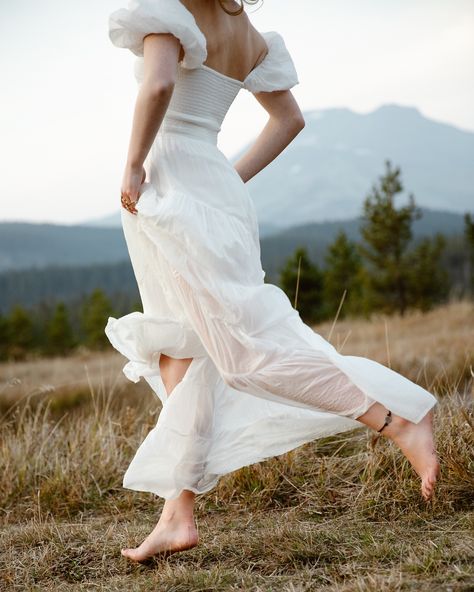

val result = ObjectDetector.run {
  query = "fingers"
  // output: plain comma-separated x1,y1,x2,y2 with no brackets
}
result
121,192,138,215
120,166,146,215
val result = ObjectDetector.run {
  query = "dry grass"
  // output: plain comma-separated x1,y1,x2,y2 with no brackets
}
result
0,301,473,591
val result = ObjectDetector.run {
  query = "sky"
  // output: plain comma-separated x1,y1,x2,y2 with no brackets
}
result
1,0,473,225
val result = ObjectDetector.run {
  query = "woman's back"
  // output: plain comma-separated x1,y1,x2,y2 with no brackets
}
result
180,0,269,82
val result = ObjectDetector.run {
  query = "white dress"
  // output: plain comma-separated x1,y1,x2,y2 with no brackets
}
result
105,0,438,500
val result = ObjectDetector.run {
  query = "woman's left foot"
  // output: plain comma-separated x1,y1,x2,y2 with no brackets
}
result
380,409,440,501
121,516,198,563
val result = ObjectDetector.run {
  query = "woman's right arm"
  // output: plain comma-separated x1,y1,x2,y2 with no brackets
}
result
120,33,180,213
232,90,305,184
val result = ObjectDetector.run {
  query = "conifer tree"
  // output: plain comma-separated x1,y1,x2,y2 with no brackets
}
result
0,313,9,361
323,230,363,318
46,302,76,355
465,213,474,297
7,304,35,359
406,234,449,311
359,159,421,315
81,289,114,350
279,246,324,324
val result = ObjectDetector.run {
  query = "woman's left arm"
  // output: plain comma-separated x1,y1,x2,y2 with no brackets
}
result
120,33,180,214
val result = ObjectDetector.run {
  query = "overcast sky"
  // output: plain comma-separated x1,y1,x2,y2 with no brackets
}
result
1,0,473,224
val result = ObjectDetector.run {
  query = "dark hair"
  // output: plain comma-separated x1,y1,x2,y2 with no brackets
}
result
217,0,261,16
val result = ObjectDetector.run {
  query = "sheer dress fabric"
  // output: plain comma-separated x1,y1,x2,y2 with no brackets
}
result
105,0,438,499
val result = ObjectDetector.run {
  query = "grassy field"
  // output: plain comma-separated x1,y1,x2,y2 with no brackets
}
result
1,301,473,591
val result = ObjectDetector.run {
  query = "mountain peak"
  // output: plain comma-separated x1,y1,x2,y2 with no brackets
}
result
370,103,423,118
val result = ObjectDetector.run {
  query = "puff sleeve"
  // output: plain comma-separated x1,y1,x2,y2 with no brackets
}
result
243,31,299,93
108,0,207,69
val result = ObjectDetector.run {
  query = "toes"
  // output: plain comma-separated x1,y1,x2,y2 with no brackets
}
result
422,481,435,501
423,483,434,497
121,548,137,560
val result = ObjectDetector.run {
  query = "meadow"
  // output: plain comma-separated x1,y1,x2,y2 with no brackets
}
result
1,301,473,591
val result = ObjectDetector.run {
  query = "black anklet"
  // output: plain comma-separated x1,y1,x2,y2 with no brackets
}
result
377,410,392,433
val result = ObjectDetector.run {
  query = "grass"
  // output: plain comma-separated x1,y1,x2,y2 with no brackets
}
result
0,300,473,591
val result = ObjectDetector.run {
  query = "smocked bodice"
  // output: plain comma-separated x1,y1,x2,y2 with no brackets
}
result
159,64,243,144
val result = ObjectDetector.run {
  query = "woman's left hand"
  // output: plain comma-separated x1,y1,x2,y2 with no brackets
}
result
120,165,146,215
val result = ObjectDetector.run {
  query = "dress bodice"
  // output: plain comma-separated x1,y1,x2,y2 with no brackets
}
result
157,64,243,143
109,0,299,143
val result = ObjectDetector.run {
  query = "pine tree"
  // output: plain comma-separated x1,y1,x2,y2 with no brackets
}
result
46,302,76,355
7,304,35,360
406,234,449,311
279,246,324,324
323,230,363,318
0,313,9,361
465,213,474,297
81,289,114,350
359,159,421,315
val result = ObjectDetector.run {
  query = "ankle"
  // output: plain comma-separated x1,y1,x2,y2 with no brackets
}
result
160,490,196,523
379,413,409,440
159,509,195,525
356,402,409,436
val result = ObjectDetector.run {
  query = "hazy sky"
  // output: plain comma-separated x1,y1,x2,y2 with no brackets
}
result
1,0,473,224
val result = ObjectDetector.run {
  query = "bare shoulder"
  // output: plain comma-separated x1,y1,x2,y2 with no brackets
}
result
179,0,211,19
180,0,268,68
245,18,269,66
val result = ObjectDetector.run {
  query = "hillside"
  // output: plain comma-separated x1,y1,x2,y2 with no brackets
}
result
1,301,473,590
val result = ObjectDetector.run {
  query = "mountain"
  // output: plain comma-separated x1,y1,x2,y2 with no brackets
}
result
0,222,128,272
83,104,474,231
1,104,472,276
234,104,473,228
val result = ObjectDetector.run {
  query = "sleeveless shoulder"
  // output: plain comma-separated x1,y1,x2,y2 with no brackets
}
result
243,31,299,93
108,0,207,69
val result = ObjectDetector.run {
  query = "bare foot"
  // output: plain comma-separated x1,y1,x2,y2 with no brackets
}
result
380,409,440,501
121,516,199,564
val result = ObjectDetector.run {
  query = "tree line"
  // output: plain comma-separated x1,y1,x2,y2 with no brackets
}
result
279,160,474,323
0,290,141,362
0,160,473,361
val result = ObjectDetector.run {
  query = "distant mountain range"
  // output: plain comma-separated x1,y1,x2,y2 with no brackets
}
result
240,104,474,228
0,223,127,273
0,103,472,311
0,208,467,274
83,104,474,230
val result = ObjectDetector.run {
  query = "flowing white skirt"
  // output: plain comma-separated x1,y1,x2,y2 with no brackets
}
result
105,126,438,500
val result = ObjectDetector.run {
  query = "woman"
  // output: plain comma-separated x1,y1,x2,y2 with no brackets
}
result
105,0,440,563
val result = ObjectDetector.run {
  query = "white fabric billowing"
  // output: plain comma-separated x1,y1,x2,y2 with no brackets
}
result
105,4,438,501
242,31,299,93
108,0,207,67
104,124,437,500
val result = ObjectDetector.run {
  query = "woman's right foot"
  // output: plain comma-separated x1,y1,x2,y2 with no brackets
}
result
379,409,440,501
121,516,199,564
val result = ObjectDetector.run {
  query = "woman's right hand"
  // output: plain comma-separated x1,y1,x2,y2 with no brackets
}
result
120,165,147,215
